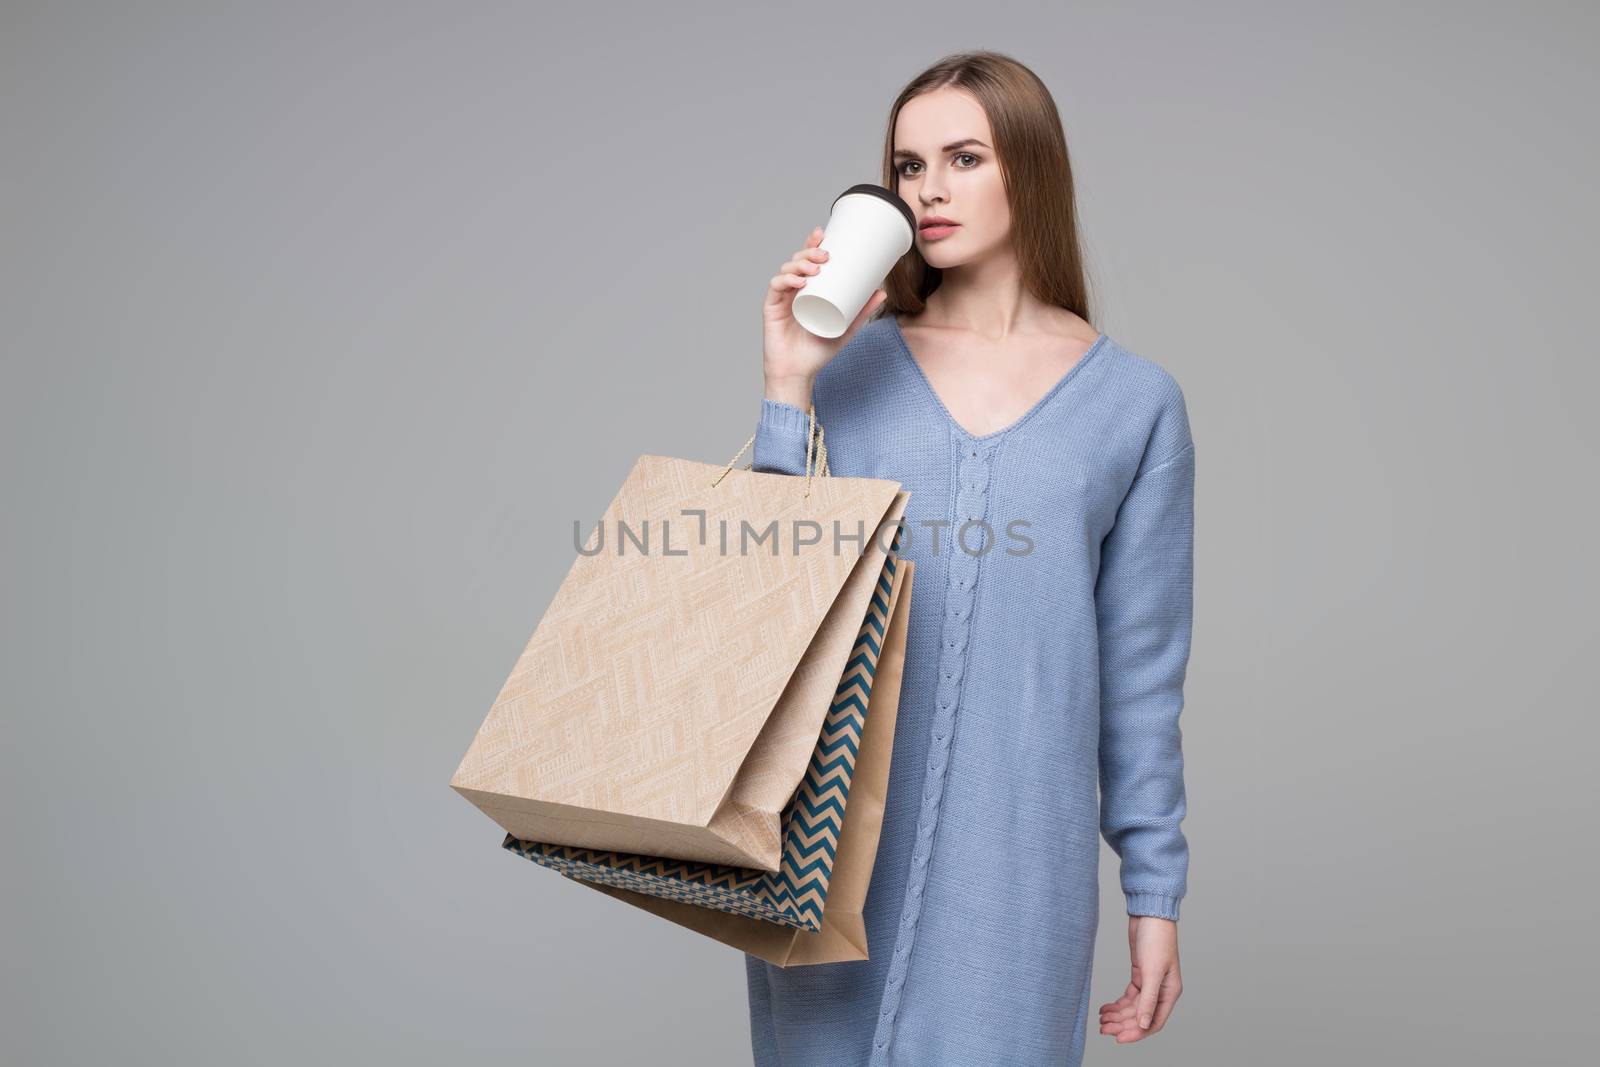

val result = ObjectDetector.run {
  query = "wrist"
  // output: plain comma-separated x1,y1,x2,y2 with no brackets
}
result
763,373,815,410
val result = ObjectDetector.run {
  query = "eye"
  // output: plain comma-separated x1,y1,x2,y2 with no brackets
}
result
897,153,982,177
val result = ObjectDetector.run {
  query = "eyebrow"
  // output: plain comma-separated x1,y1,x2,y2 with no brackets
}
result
892,138,991,160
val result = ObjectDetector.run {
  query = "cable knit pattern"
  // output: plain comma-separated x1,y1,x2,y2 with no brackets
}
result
743,315,1194,1066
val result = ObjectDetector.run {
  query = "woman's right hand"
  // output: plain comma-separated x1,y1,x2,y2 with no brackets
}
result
763,226,887,394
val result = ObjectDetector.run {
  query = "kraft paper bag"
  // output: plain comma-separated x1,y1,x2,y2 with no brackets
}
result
502,534,907,938
572,555,913,967
451,450,911,875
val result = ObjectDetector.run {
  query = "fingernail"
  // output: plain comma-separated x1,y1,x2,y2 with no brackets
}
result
1140,1016,1151,1028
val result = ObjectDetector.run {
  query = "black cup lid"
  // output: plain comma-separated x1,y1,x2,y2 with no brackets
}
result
831,183,916,234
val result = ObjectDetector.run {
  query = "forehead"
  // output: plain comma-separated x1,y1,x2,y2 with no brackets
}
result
893,88,993,153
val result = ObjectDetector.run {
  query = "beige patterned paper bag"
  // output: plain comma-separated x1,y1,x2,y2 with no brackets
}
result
451,450,910,875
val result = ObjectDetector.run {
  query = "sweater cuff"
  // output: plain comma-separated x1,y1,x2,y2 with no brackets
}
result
760,397,814,436
752,398,818,476
1125,891,1182,921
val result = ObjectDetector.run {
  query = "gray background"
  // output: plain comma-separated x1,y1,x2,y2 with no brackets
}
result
3,2,1595,1064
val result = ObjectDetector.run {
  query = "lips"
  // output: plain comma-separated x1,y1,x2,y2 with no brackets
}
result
919,216,958,230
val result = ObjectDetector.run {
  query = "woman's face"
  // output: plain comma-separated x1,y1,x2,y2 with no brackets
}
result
892,87,1011,270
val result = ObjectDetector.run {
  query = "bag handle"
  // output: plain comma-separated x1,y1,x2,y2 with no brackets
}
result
712,403,830,496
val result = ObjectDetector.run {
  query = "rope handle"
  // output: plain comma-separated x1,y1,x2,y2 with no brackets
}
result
711,403,830,496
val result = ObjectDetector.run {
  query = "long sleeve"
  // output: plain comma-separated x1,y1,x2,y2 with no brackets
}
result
752,397,820,476
1094,434,1196,922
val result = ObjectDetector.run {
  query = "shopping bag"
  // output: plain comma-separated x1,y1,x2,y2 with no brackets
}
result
549,551,912,966
450,435,910,875
501,527,907,932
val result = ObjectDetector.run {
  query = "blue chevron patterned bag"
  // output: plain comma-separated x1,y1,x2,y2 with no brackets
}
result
504,529,904,933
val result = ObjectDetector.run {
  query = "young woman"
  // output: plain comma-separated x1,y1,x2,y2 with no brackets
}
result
745,51,1193,1065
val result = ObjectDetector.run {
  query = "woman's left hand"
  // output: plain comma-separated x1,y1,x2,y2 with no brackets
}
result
1098,916,1182,1043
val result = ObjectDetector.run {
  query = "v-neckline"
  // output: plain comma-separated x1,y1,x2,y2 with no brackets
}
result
888,313,1109,442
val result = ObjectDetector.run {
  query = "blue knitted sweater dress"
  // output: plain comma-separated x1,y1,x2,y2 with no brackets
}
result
742,314,1195,1066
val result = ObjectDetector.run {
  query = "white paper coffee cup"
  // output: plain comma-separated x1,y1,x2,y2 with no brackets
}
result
791,183,916,339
